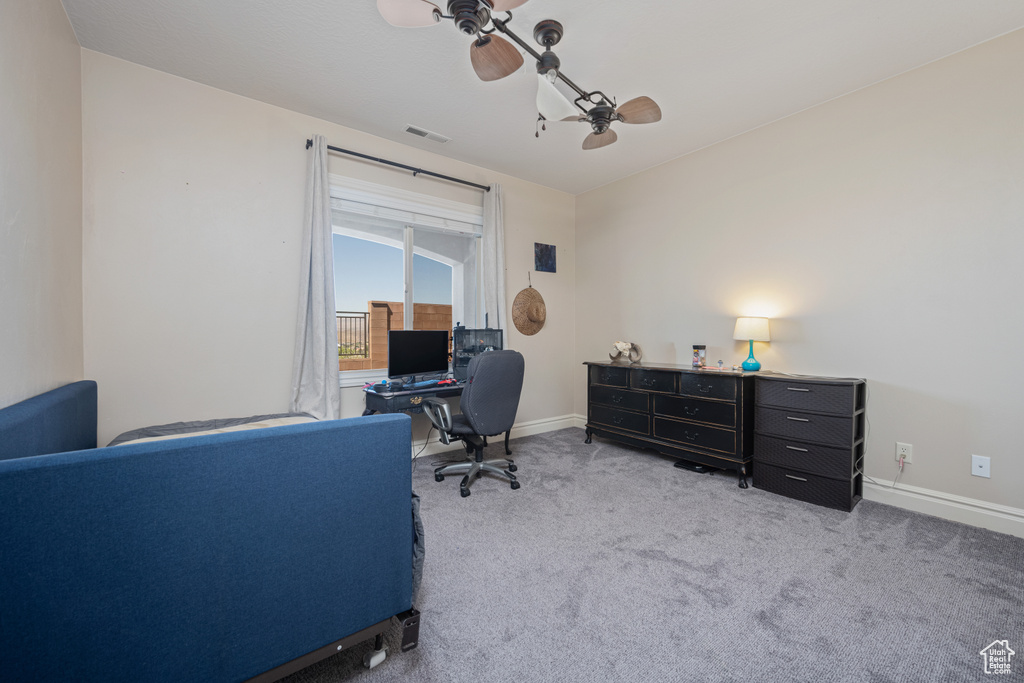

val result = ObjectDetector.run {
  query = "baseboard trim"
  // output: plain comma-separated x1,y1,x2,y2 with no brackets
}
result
413,414,1024,538
411,414,581,460
863,480,1024,538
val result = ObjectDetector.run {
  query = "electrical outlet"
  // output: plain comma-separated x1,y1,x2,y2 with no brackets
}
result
895,442,913,464
971,454,990,478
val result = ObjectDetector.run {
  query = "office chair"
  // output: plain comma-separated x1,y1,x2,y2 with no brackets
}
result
423,350,525,497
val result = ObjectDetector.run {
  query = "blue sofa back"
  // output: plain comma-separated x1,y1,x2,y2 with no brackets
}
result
0,398,413,682
0,380,97,460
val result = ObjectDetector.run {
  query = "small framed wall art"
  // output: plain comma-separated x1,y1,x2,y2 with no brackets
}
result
535,243,556,273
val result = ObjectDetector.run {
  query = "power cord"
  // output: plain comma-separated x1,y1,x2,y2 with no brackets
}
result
412,425,435,475
847,382,904,490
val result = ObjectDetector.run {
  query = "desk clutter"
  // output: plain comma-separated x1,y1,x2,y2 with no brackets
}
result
369,378,460,394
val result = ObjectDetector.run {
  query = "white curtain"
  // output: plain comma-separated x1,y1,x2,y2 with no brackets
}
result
290,135,340,419
481,183,508,335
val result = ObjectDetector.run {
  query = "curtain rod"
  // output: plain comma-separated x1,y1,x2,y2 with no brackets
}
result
305,139,490,192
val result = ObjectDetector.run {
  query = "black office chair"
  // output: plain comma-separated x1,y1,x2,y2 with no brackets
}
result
423,350,525,497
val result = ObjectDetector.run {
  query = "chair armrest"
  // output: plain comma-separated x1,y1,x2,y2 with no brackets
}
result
422,398,453,445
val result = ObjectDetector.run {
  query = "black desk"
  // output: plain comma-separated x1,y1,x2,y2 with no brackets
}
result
362,384,464,416
363,383,512,455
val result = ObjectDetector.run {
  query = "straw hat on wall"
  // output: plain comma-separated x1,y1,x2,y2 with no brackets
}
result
512,287,546,336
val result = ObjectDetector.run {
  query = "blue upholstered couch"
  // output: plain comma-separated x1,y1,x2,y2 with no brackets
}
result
0,381,417,682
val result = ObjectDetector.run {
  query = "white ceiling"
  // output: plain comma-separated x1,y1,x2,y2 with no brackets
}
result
61,0,1024,195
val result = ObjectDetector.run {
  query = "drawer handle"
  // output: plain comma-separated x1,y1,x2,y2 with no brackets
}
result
684,407,699,417
612,416,624,425
640,378,655,387
785,445,809,452
786,387,811,392
697,382,712,393
785,474,808,482
786,416,810,422
683,430,698,442
611,395,623,404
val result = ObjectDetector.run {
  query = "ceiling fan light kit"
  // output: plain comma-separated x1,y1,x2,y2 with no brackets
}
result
377,0,661,150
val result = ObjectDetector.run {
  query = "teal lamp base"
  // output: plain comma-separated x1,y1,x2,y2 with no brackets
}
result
741,339,761,372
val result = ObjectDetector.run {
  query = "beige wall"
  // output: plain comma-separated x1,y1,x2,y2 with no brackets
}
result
82,51,575,444
0,0,84,409
576,30,1024,509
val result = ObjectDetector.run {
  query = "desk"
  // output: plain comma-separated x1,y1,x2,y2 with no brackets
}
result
362,384,464,416
363,383,512,455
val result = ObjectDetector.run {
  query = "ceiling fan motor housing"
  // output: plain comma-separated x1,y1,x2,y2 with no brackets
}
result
449,0,490,35
589,103,617,134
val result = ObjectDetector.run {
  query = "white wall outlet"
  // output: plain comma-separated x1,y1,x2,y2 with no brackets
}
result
895,442,913,463
971,454,991,478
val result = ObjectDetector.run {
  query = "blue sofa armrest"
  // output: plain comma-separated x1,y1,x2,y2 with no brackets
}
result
0,380,97,460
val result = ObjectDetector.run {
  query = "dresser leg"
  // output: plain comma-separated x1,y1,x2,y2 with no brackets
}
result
737,465,749,489
584,428,592,444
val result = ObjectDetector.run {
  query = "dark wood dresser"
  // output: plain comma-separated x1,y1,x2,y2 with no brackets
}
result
752,374,866,511
583,361,755,487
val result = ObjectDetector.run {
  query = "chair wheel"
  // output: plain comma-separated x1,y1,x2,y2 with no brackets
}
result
508,463,517,472
510,481,520,490
435,473,444,482
460,487,471,498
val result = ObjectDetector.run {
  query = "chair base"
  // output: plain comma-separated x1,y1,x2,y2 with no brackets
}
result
434,446,519,497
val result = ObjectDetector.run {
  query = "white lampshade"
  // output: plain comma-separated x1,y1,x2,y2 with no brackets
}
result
536,73,579,122
377,0,441,27
733,317,770,342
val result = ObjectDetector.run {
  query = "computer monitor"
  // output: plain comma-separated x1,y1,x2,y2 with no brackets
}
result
387,330,450,380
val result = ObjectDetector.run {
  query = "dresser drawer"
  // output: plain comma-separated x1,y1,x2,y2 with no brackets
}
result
753,462,861,511
654,417,735,455
756,406,860,447
754,434,860,479
590,405,649,435
654,394,735,429
589,365,629,388
679,373,736,401
630,369,677,393
590,385,649,413
757,379,859,415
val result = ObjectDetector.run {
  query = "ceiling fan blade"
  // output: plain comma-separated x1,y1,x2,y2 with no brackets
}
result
617,96,662,124
470,35,524,82
582,128,618,150
536,74,579,122
377,0,442,28
488,0,531,10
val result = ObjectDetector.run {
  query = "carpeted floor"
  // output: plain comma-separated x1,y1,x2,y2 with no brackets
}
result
282,428,1024,683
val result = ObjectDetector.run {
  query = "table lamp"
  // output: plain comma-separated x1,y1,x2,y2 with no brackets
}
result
733,317,770,371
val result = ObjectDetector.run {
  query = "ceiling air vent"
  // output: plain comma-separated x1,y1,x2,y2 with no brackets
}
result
404,125,451,144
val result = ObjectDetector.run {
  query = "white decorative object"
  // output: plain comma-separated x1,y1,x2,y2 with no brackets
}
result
609,341,643,364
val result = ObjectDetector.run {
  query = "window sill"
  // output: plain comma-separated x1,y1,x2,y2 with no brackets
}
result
338,368,384,389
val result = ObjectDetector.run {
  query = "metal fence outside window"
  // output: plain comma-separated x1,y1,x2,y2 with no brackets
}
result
337,311,368,358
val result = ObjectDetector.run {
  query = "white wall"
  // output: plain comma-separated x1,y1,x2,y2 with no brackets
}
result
575,30,1024,510
0,0,83,409
82,51,575,445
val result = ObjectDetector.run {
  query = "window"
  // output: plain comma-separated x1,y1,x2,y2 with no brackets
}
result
329,176,483,384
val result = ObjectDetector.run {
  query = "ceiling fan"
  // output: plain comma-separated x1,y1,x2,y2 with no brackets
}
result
376,0,662,150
